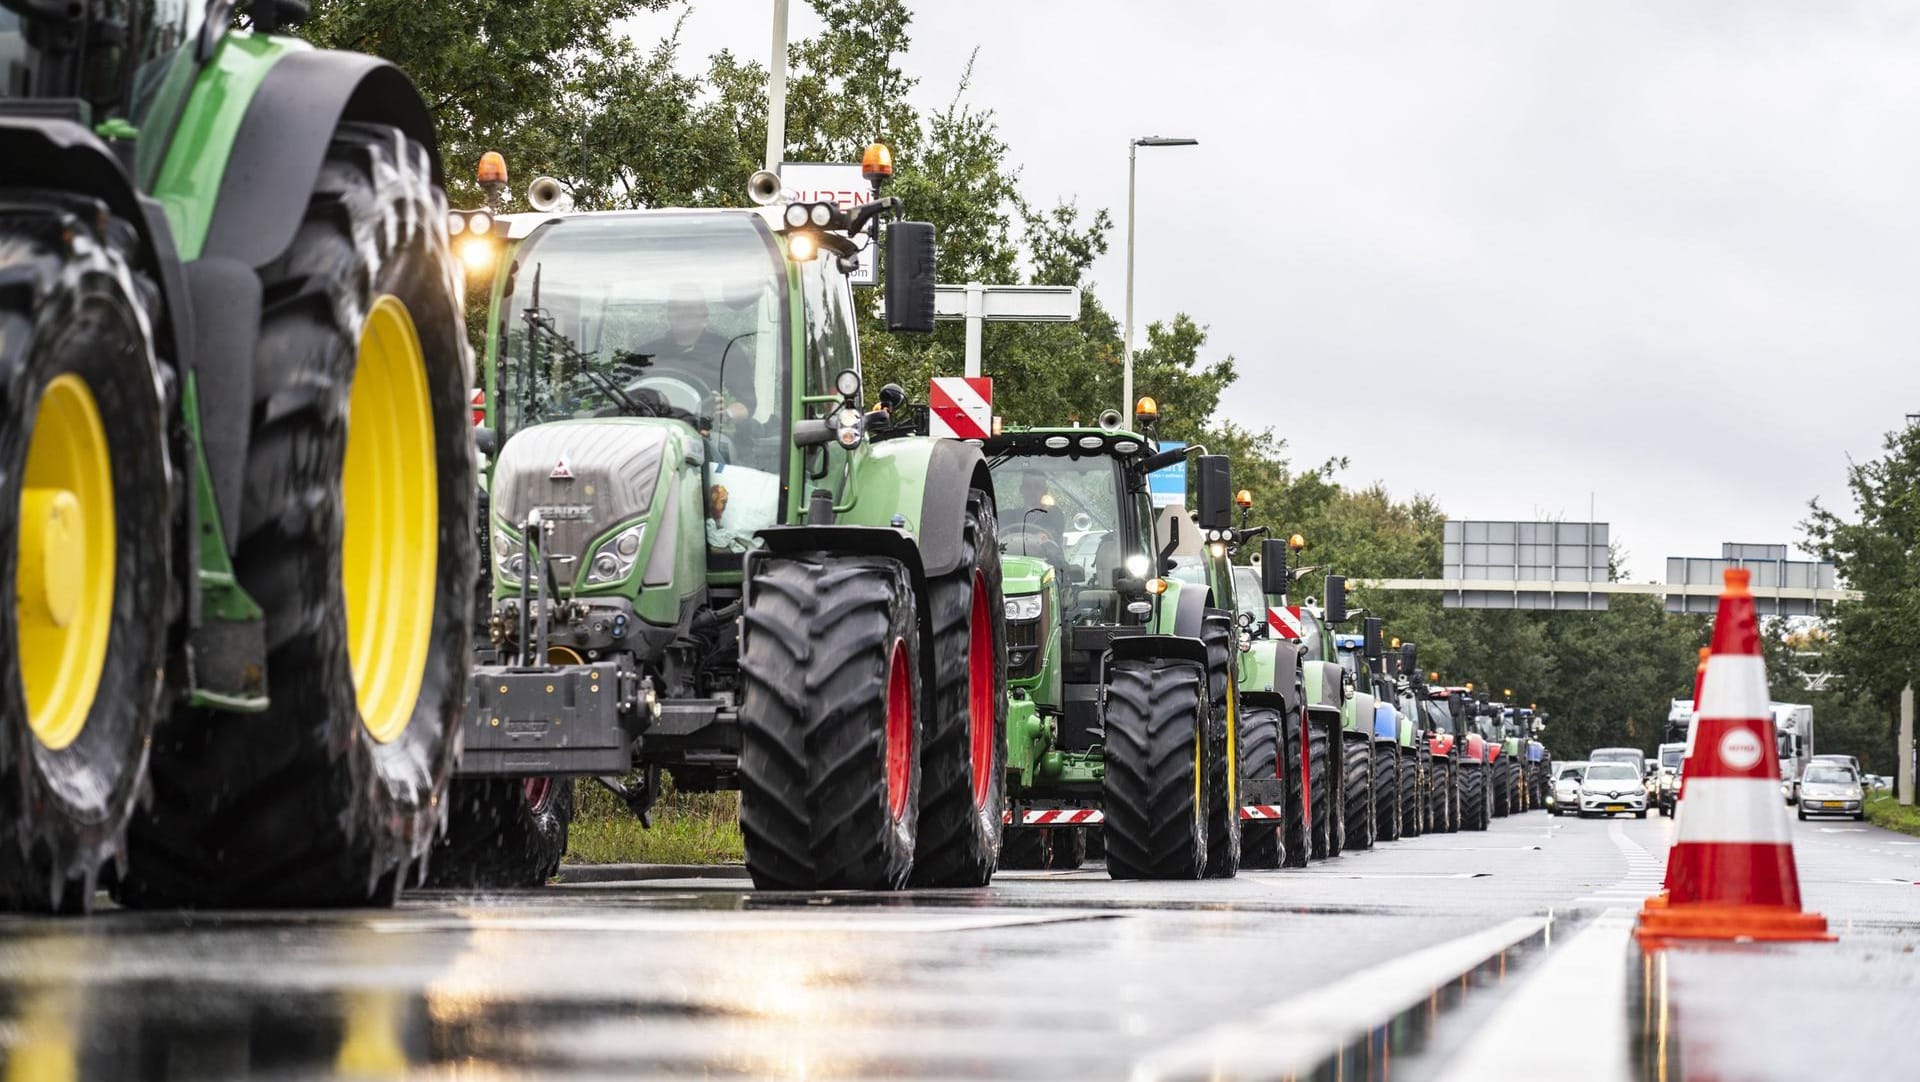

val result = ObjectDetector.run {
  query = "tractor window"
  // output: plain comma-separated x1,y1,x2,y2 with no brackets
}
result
799,254,859,406
992,455,1129,588
497,212,787,478
1232,566,1264,627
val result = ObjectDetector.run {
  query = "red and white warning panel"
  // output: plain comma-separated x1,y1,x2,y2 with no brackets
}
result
1238,805,1287,821
929,376,992,440
1002,808,1103,825
1268,605,1303,641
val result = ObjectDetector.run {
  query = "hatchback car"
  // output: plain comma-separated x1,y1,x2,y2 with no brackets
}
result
1548,761,1588,816
1797,763,1865,821
1577,762,1647,818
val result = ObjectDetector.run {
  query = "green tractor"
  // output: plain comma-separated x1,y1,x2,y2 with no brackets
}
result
1372,637,1432,841
989,411,1243,880
1223,531,1328,869
443,154,1012,892
2,0,478,910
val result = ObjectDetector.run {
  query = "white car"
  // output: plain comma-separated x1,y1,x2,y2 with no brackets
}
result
1548,761,1587,816
1797,763,1865,821
1577,762,1647,819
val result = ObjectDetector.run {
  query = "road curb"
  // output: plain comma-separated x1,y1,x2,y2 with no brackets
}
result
556,862,750,884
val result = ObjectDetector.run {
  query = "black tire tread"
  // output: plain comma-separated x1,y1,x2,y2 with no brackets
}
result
118,123,474,908
739,554,921,891
1102,658,1207,880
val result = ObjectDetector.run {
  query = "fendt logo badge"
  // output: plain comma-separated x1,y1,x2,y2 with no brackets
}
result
550,454,574,481
1719,728,1763,771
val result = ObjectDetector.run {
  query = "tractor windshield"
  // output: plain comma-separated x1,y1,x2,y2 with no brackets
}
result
496,212,787,476
991,453,1134,589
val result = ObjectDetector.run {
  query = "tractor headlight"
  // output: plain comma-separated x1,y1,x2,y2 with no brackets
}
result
494,526,524,584
1005,594,1044,621
585,523,645,586
831,406,864,448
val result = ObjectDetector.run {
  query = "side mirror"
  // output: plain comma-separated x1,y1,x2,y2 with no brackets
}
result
1363,616,1383,660
1195,454,1232,530
883,221,936,333
473,426,498,457
1400,641,1418,678
1260,537,1289,596
1323,574,1347,624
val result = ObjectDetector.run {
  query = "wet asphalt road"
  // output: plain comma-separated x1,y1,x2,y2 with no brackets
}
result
1,809,1916,1081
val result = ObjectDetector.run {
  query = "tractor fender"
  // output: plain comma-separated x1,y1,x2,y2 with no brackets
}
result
1166,579,1213,639
0,117,192,376
913,437,992,579
1371,703,1397,742
837,436,991,580
1108,633,1209,670
200,49,443,270
748,524,936,695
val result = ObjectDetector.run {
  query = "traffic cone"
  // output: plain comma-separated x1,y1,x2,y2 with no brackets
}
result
1636,569,1831,947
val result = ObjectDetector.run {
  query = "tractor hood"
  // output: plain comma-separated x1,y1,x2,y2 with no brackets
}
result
491,419,687,580
1000,554,1053,597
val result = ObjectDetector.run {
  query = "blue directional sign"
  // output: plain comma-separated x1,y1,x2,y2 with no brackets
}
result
1148,440,1187,508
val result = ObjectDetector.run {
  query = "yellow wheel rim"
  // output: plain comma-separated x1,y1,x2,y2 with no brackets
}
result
16,374,114,752
342,295,438,744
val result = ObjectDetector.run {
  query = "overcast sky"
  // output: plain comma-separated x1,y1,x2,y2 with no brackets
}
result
637,1,1919,580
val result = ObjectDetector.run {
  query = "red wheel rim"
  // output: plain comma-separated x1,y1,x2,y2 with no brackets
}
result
967,570,995,808
522,776,555,814
886,639,913,821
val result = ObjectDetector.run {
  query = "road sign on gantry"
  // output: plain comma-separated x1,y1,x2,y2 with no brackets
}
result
929,377,992,440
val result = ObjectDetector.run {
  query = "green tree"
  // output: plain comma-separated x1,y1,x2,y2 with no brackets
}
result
1805,421,1920,721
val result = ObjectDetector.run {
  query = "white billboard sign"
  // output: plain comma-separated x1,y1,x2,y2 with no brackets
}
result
778,161,875,285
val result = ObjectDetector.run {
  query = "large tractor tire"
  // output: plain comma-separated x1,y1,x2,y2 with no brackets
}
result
1401,748,1422,837
998,827,1048,870
1460,761,1489,831
1373,742,1399,842
1491,760,1512,818
1051,827,1087,870
424,777,573,889
118,125,474,908
1238,704,1284,870
739,554,922,890
1306,717,1333,861
1279,710,1309,868
910,488,1006,888
1428,758,1451,833
1102,656,1208,880
0,201,170,912
1200,609,1239,879
1342,734,1373,851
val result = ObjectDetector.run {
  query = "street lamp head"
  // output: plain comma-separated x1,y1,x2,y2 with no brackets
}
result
1134,136,1199,147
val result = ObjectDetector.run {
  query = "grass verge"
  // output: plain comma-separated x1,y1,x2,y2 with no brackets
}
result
1864,792,1920,837
564,776,745,865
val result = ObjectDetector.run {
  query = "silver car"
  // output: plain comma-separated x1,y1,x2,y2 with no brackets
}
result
1577,762,1647,819
1797,763,1865,821
1548,761,1588,816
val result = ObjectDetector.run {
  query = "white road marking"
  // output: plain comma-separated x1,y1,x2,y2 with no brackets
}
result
1127,916,1549,1082
1430,908,1636,1082
371,911,1111,935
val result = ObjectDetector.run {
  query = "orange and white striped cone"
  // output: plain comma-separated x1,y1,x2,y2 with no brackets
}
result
1649,646,1715,908
1636,569,1831,947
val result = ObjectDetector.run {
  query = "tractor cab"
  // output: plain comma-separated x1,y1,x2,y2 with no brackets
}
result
986,423,1162,751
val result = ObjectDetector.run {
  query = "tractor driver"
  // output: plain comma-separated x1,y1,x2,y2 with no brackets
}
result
633,284,760,427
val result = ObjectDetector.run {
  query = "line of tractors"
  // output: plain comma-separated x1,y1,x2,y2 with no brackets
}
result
0,2,1550,911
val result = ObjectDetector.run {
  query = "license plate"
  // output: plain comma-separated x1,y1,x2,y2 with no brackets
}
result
1605,804,1625,813
1819,801,1842,808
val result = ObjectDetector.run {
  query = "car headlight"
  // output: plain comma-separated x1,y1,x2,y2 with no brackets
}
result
1005,593,1044,621
494,525,525,585
585,523,645,586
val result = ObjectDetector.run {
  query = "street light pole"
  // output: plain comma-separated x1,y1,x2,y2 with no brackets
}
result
765,0,789,174
1121,136,1197,417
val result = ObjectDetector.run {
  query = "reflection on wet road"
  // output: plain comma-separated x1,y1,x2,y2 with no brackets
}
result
0,814,1915,1080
